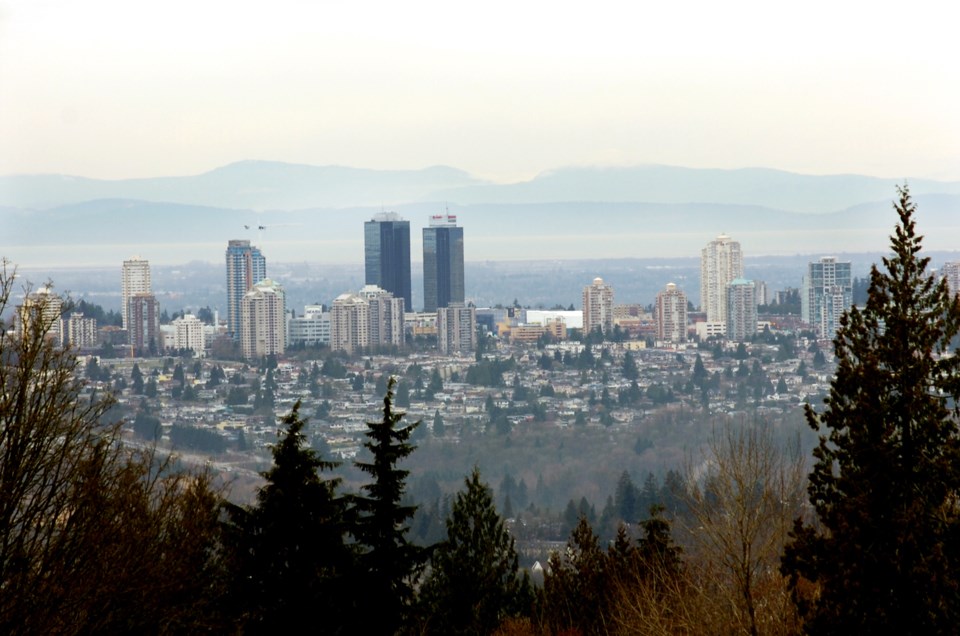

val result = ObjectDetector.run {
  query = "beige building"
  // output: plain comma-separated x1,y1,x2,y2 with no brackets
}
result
240,279,286,361
582,277,614,336
121,257,151,331
64,313,98,349
17,287,63,343
701,234,743,323
655,282,688,343
330,286,404,354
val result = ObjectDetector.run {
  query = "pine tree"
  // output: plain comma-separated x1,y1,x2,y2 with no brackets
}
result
782,186,960,633
419,468,532,635
351,377,425,634
225,400,353,633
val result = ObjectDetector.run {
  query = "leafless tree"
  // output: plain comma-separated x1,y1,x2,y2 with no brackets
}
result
0,260,224,634
679,418,806,636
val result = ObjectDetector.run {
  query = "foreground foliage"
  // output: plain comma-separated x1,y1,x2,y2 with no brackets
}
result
783,187,960,633
0,262,223,634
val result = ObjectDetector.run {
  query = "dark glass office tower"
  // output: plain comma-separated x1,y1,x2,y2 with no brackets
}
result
422,214,464,313
364,213,412,309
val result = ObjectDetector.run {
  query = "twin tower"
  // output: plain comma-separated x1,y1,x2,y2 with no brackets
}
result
364,212,464,313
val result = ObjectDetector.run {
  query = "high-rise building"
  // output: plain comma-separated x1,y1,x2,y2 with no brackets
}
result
437,303,476,354
655,282,688,343
16,287,63,343
64,313,98,349
801,256,853,339
226,240,266,341
172,314,205,355
121,257,151,330
359,285,405,349
364,213,411,309
128,293,160,353
287,305,331,347
330,293,370,355
701,234,743,322
240,279,285,361
943,262,960,299
423,214,465,312
582,277,614,335
726,279,757,341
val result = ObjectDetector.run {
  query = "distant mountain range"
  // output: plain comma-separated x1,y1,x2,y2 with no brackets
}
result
2,161,958,267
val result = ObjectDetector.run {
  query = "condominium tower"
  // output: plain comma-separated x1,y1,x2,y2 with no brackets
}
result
364,213,411,310
582,277,614,335
801,256,852,339
423,214,465,312
226,240,266,340
240,279,286,361
121,257,151,330
701,234,743,323
726,279,757,342
655,282,688,343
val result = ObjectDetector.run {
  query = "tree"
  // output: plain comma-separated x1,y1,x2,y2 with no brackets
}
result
782,187,960,633
419,468,532,635
225,400,353,633
684,420,805,636
0,263,224,633
351,378,425,634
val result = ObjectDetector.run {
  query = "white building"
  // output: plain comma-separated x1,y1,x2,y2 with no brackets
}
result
172,314,206,355
287,305,331,347
16,287,63,343
582,277,614,335
240,279,286,361
701,234,743,323
655,282,688,343
942,262,960,299
121,257,151,331
437,303,477,354
63,313,98,349
524,310,583,330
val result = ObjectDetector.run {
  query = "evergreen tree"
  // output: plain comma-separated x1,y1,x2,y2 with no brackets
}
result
782,187,960,633
419,468,532,635
225,401,353,633
351,378,425,634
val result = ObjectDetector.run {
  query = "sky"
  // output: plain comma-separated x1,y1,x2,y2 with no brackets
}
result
1,0,958,183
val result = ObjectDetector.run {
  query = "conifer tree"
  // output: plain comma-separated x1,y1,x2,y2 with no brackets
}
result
225,400,353,633
420,468,531,635
782,187,960,633
351,377,424,634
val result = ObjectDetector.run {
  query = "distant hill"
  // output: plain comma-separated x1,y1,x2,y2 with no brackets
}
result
425,165,960,214
0,161,482,210
4,194,959,267
3,161,960,214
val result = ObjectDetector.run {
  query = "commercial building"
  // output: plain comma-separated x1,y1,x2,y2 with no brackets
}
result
701,234,743,323
726,279,757,341
287,305,331,347
801,256,853,339
121,257,151,330
128,293,160,353
582,277,614,336
437,303,476,354
240,279,286,361
364,213,411,310
423,214,465,312
655,282,688,343
226,240,266,341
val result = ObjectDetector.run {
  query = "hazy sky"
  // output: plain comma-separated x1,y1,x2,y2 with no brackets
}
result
1,0,957,182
